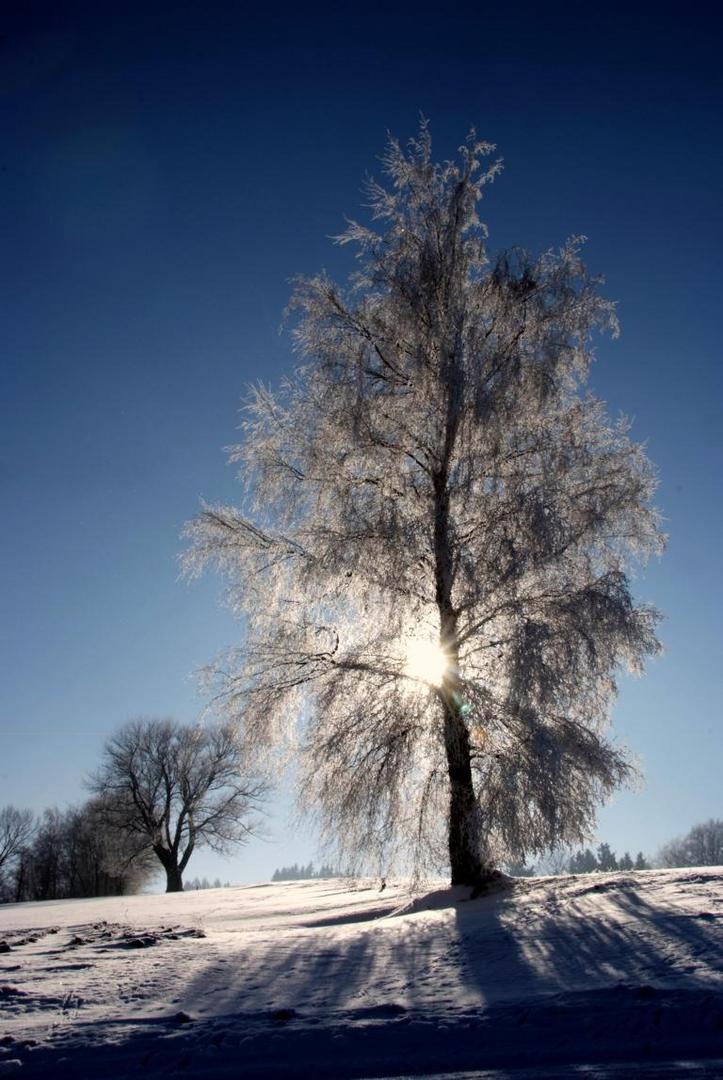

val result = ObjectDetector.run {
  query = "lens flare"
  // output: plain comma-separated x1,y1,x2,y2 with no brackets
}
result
404,636,449,687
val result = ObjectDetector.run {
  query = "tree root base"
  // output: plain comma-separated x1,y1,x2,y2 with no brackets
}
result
468,869,511,900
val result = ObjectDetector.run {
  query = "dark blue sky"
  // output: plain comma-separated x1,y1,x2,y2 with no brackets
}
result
2,2,721,882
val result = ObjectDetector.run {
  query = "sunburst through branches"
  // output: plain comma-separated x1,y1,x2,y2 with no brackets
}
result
403,635,450,688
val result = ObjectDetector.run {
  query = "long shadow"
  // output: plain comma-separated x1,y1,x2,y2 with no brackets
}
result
450,872,723,1073
5,874,723,1078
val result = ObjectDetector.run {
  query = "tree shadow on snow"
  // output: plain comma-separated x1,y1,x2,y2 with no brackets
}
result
449,873,723,1074
8,875,723,1078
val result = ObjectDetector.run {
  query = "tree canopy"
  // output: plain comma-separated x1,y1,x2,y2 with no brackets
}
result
184,123,663,885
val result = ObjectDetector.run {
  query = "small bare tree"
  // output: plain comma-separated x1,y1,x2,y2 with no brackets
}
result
0,805,35,871
91,718,266,891
184,123,663,888
0,806,35,897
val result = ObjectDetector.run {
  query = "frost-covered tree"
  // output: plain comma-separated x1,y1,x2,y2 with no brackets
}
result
659,819,723,868
90,718,266,891
504,859,535,878
184,123,663,887
537,846,573,876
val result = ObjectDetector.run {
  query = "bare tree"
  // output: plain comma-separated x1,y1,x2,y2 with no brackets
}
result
0,805,34,870
184,123,663,888
0,805,35,881
90,718,266,891
659,819,723,868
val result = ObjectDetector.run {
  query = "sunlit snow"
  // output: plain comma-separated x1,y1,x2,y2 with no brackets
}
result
1,869,722,1076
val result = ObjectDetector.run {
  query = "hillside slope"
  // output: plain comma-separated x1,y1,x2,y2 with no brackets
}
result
1,868,722,1076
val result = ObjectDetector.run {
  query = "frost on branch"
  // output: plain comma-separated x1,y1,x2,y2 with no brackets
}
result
183,123,663,885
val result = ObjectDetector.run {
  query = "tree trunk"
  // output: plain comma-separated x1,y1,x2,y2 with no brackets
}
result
14,857,26,903
433,393,496,889
164,865,184,892
153,846,184,892
442,697,489,886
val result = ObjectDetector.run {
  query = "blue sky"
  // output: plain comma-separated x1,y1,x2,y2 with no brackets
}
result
1,2,721,885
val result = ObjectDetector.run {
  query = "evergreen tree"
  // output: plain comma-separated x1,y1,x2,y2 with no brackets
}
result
568,850,585,873
568,846,602,874
581,848,598,873
596,842,618,871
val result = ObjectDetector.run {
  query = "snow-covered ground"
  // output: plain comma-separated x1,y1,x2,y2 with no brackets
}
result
1,868,722,1077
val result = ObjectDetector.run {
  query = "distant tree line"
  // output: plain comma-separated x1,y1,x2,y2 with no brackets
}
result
506,843,650,878
185,877,232,890
3,793,720,904
518,824,723,877
566,843,649,874
271,862,341,882
0,800,154,903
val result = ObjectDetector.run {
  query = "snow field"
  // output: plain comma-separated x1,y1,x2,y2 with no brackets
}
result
1,869,722,1077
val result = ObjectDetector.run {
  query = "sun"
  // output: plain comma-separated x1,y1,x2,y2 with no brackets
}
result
404,636,449,688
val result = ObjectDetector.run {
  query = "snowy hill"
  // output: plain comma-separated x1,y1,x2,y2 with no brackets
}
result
1,869,722,1077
